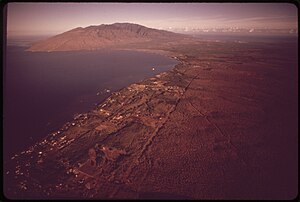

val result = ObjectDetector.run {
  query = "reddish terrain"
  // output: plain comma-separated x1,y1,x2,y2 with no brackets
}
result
4,24,298,200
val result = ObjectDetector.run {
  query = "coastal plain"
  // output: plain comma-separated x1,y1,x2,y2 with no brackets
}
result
4,37,298,199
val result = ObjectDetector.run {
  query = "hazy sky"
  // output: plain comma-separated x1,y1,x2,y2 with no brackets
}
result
7,3,298,36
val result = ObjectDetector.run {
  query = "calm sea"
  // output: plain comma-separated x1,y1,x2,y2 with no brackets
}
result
3,45,177,158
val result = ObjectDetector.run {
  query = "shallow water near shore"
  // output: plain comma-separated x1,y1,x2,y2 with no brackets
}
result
3,46,177,158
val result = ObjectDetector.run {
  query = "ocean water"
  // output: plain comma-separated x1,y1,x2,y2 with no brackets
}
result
3,46,177,158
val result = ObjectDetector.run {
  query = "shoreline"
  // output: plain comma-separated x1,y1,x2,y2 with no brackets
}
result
4,40,298,199
4,46,179,159
41,51,184,147
5,47,191,196
41,50,185,146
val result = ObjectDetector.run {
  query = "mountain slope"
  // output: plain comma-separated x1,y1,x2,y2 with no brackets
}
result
27,23,185,52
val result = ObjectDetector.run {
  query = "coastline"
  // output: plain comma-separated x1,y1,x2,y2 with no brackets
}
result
4,46,178,158
39,50,185,152
5,40,298,199
4,48,192,197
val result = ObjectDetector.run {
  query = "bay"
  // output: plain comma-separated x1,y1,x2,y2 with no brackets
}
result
3,46,177,157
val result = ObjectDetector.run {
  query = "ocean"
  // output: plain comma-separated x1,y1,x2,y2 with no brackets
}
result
3,45,177,158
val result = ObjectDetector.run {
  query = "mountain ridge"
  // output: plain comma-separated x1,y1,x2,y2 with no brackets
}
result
27,23,186,52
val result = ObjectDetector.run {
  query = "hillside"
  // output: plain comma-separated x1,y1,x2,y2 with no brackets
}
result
27,23,185,52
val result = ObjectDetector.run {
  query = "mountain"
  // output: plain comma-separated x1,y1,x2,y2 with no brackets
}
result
27,23,186,52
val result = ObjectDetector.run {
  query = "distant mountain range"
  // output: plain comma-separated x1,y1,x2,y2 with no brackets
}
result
27,23,185,52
